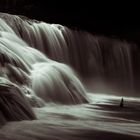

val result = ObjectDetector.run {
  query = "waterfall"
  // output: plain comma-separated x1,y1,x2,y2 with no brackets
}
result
0,12,90,123
0,13,135,94
0,12,138,123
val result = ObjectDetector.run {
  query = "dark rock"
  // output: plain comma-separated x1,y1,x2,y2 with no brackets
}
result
0,77,36,123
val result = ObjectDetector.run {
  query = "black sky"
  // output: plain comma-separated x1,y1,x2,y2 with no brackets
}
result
0,0,140,44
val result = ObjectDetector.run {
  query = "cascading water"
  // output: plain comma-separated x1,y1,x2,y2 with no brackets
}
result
0,13,90,124
0,13,136,95
31,62,88,104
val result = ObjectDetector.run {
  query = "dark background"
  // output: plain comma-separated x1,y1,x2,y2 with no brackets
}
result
0,0,139,45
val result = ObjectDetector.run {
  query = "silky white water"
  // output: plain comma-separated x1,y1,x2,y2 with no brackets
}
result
0,13,140,140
